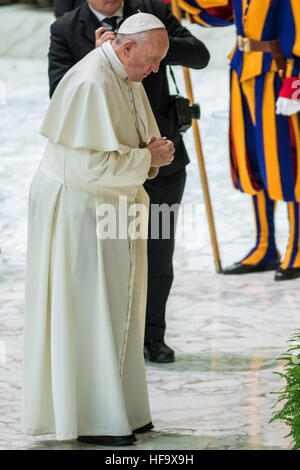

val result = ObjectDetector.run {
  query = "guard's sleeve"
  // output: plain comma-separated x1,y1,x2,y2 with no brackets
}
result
277,0,300,108
178,0,234,27
160,4,210,69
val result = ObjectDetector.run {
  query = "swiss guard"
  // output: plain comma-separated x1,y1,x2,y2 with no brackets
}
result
179,0,300,281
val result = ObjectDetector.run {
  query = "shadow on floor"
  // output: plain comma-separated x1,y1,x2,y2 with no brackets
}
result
145,352,277,373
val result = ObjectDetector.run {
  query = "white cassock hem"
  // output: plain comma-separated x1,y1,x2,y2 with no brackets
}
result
23,417,152,440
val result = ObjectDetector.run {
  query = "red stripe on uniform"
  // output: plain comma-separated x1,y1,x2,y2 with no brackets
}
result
289,117,298,184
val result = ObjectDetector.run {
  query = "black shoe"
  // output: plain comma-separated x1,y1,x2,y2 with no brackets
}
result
223,260,280,275
77,433,136,446
133,422,154,433
144,340,175,363
274,267,300,281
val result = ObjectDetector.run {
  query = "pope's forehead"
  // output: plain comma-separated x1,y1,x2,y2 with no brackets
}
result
144,29,169,43
117,28,168,43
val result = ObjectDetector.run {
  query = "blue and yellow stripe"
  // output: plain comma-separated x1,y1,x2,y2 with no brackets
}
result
241,191,278,265
281,202,300,269
229,70,300,202
180,0,300,81
180,0,300,265
178,0,233,26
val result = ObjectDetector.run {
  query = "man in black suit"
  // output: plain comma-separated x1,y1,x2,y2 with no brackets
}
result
48,0,209,363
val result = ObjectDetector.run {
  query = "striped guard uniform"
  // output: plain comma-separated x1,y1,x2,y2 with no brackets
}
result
179,0,300,270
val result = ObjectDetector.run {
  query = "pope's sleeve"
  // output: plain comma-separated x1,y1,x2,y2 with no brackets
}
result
75,145,154,188
40,78,156,186
277,0,300,105
178,0,233,27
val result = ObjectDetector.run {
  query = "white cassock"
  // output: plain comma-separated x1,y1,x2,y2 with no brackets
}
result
22,40,160,440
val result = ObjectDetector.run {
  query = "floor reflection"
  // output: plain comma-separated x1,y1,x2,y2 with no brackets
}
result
146,352,276,373
24,430,286,451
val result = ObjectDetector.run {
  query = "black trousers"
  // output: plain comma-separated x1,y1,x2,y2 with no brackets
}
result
143,168,187,343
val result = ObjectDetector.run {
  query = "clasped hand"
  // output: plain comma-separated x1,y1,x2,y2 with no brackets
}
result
147,137,175,168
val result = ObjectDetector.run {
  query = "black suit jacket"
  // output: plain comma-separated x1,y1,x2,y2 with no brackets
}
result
48,0,210,175
53,0,84,17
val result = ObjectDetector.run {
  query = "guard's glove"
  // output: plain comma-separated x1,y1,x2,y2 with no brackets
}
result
276,97,300,116
276,77,300,116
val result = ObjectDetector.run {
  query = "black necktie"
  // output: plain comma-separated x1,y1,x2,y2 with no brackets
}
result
102,16,119,31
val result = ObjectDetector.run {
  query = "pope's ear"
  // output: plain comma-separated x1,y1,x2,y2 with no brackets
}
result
123,40,136,57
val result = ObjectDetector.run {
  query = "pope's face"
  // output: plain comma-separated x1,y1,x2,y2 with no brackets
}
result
122,30,169,82
88,0,123,16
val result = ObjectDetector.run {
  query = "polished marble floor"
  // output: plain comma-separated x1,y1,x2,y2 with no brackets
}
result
0,8,299,451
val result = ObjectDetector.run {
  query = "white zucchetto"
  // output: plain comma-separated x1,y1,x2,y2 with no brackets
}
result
118,12,165,34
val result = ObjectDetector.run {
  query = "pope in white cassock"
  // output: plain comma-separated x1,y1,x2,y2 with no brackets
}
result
22,13,174,446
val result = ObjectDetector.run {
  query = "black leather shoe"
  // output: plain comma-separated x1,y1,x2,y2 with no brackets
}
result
223,260,280,275
144,340,175,363
77,433,136,446
133,422,154,433
274,267,300,281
